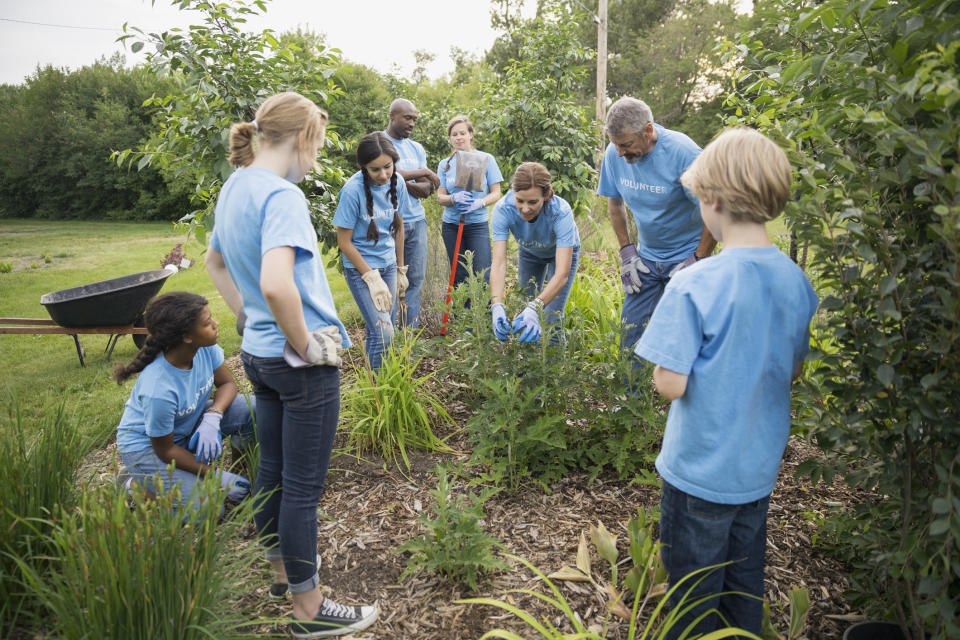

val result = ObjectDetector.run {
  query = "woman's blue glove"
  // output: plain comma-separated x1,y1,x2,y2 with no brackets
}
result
511,303,542,343
491,303,511,341
457,195,484,213
188,412,223,462
451,190,473,205
220,471,250,502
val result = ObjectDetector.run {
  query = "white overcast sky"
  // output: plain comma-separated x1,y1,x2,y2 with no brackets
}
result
0,0,534,86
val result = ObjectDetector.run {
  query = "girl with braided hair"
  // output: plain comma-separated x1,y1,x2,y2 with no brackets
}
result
114,291,254,513
334,131,411,371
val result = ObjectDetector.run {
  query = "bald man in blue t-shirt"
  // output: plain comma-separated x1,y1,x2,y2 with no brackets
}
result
384,98,439,328
598,97,717,361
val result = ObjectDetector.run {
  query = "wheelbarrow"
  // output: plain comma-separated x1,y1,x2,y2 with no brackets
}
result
0,268,175,367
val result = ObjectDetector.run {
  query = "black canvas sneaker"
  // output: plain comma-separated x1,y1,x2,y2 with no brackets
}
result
289,596,378,638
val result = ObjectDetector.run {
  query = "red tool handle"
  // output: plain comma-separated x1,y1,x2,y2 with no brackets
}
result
440,215,466,335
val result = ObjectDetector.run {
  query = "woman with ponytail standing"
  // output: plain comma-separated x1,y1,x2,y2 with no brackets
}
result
334,131,410,371
436,115,503,288
205,92,377,637
114,292,254,511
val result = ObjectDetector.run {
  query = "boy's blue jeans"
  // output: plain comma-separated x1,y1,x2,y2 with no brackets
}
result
120,394,255,514
659,480,768,639
241,353,340,595
400,218,428,327
344,264,397,370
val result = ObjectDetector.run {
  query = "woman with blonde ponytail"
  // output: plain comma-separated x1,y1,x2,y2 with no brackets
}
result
333,131,411,371
205,92,378,637
114,292,254,512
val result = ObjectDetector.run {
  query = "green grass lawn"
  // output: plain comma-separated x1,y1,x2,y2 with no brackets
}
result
0,219,357,438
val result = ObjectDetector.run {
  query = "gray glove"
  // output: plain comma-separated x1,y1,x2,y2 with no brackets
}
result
235,308,247,336
619,244,650,295
283,326,344,368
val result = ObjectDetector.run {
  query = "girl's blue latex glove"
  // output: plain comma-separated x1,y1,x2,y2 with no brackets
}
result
189,412,223,462
220,471,250,502
451,190,473,205
457,195,484,213
491,303,511,341
511,304,542,343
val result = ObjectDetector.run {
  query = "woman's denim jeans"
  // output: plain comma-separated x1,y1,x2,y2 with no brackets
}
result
241,352,340,594
517,246,580,325
120,394,255,516
442,220,492,287
659,480,769,639
344,264,397,370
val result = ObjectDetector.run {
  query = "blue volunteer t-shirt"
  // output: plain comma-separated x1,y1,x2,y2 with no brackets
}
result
116,345,224,453
334,171,410,270
634,246,818,504
384,131,427,223
437,150,503,225
210,168,350,358
490,191,580,260
597,124,702,262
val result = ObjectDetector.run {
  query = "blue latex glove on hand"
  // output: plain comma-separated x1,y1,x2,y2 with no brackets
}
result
668,253,700,277
491,303,511,341
511,304,542,343
188,412,223,463
220,471,250,502
451,190,473,205
619,244,650,294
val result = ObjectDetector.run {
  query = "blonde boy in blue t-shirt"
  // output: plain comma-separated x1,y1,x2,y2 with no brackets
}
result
634,127,818,638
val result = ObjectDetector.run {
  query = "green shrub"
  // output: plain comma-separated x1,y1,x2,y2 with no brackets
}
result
442,265,663,491
0,401,88,633
18,476,260,640
397,465,507,590
343,331,454,471
726,0,960,637
0,261,12,273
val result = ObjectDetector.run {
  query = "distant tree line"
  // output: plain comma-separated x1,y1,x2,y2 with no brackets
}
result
0,0,745,223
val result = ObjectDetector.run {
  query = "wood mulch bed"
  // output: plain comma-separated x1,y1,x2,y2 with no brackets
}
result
75,324,864,639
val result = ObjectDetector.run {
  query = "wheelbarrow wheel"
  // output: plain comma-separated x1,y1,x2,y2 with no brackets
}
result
132,316,146,349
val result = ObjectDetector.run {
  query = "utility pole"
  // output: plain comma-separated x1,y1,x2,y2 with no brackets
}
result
595,0,608,167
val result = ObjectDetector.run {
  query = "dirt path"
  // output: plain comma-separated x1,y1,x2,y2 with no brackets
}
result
77,345,860,639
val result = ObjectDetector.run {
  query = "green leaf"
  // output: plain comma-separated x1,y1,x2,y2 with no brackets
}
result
876,364,895,387
131,41,144,53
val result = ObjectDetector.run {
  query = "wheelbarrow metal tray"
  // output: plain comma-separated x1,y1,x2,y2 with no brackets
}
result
40,269,174,328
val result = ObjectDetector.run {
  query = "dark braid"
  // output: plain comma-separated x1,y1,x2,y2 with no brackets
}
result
356,131,401,245
362,167,379,244
388,171,401,237
443,151,456,173
113,292,208,384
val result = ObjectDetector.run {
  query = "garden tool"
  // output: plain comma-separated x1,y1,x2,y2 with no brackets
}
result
440,214,466,336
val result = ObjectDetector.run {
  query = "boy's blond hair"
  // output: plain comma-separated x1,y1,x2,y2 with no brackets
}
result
680,127,791,223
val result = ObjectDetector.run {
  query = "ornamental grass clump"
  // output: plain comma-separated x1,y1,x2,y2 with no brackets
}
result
18,474,261,640
0,400,88,634
344,330,455,471
458,554,759,640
